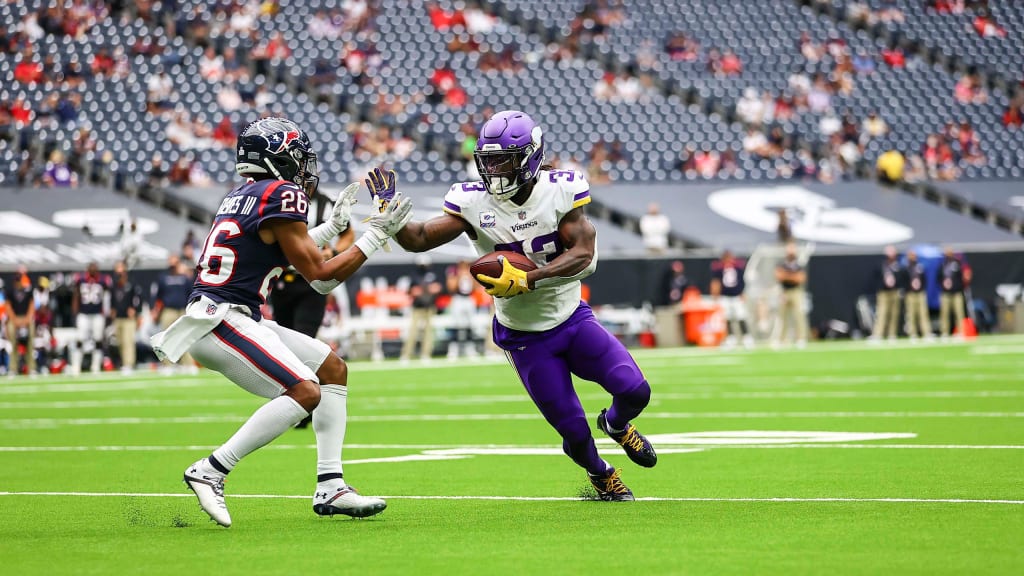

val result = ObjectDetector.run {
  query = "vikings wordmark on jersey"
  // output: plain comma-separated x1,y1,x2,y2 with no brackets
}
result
443,168,591,332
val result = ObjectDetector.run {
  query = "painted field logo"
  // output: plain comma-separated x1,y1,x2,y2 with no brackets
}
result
344,431,918,465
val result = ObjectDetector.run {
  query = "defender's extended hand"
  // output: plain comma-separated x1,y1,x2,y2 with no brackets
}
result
476,256,532,298
364,167,398,251
329,182,360,233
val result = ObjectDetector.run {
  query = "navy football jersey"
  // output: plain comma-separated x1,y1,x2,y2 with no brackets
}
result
74,273,111,315
711,259,746,297
190,179,309,319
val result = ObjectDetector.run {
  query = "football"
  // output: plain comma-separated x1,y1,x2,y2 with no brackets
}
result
470,251,538,288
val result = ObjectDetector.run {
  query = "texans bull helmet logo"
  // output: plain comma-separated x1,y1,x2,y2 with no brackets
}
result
265,130,301,154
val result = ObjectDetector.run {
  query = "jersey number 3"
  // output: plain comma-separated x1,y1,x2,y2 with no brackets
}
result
494,231,564,263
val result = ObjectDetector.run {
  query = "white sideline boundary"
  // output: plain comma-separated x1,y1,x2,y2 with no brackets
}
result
2,443,1022,453
0,491,1020,505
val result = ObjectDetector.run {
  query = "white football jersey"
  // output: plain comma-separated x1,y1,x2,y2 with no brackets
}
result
443,169,592,332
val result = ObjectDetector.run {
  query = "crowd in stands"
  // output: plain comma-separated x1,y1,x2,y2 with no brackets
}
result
1,0,1020,190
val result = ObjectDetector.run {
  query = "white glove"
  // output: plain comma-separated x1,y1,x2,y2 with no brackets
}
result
355,192,413,258
309,278,341,294
308,182,359,248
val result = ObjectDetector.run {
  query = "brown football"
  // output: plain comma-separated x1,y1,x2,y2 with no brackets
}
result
471,251,538,288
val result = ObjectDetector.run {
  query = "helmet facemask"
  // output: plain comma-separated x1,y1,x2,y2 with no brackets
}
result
474,145,535,201
474,121,544,201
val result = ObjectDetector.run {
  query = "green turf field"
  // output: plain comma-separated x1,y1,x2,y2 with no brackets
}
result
1,338,1022,575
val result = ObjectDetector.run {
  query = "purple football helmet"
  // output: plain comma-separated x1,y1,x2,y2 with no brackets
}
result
473,110,545,200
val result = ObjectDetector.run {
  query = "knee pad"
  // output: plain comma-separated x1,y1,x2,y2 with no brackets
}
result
615,380,651,410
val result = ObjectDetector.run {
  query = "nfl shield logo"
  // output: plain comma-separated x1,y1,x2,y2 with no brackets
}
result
518,211,527,220
206,304,218,315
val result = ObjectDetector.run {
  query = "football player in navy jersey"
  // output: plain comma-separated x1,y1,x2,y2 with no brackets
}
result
710,250,753,348
152,117,413,527
70,262,111,374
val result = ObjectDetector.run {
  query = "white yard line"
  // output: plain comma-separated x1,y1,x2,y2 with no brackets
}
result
4,389,1021,411
1,443,1022,453
3,411,1023,429
0,491,1019,505
0,379,210,395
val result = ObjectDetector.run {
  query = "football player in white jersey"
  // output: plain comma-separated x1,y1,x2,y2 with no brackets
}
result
387,110,656,500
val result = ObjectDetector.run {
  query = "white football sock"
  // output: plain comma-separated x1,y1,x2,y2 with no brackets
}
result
212,395,308,472
313,384,347,478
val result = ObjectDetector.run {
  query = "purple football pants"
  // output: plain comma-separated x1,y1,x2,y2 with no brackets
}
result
494,302,651,476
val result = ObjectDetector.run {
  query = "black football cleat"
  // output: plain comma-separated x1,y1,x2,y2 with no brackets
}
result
597,409,658,468
588,468,635,501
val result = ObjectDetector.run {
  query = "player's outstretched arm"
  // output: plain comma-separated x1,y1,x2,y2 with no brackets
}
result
527,207,597,289
270,219,368,286
394,213,470,253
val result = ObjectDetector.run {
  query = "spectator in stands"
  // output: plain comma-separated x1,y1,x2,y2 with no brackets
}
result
720,50,742,76
216,81,243,112
427,2,465,31
957,121,985,165
587,143,612,185
308,9,341,40
881,44,906,68
110,260,141,371
742,126,772,159
400,255,442,363
923,134,959,181
614,70,643,103
938,247,970,339
772,242,808,349
147,153,169,189
872,245,903,341
13,50,43,84
213,117,237,148
665,32,699,62
640,203,671,254
4,265,36,376
90,46,115,78
954,73,988,104
41,150,78,188
876,149,906,184
861,111,889,141
1004,94,1024,128
737,88,766,126
199,47,225,82
930,0,965,14
807,74,832,114
819,108,841,138
55,92,80,126
973,9,1006,38
169,154,194,185
428,62,460,105
904,154,928,183
464,4,498,34
799,32,825,63
221,47,246,83
146,68,175,114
